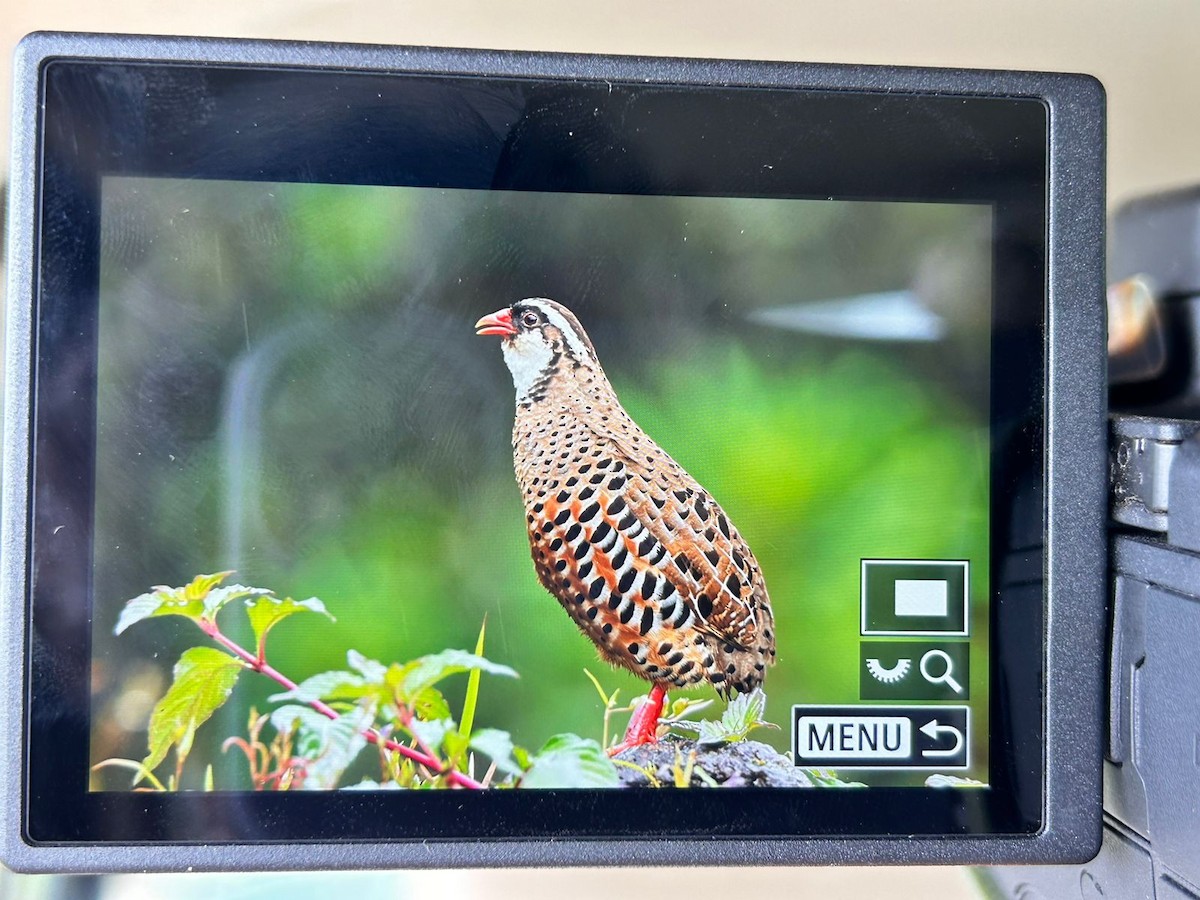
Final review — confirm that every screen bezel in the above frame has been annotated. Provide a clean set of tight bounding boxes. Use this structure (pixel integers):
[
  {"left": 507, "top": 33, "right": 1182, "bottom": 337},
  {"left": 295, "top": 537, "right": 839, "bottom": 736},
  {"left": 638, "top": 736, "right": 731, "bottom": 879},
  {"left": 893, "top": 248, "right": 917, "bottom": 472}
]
[{"left": 1, "top": 32, "right": 1106, "bottom": 869}]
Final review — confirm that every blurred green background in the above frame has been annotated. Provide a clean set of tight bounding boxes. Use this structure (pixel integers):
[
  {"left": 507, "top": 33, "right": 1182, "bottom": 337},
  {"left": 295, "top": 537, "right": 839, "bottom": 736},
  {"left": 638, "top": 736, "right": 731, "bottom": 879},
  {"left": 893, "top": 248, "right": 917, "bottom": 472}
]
[{"left": 89, "top": 178, "right": 991, "bottom": 789}]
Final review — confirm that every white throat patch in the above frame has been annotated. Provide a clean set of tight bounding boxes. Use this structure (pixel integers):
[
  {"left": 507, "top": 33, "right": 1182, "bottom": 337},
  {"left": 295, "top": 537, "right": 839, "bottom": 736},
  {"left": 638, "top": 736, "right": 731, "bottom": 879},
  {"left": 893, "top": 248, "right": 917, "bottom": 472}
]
[{"left": 500, "top": 329, "right": 555, "bottom": 403}]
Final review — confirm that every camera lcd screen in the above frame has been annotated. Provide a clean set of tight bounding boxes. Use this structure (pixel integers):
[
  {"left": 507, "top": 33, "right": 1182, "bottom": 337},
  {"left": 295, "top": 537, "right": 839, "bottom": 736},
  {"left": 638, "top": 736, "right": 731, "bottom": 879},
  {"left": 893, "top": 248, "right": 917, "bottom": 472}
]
[
  {"left": 91, "top": 178, "right": 993, "bottom": 792},
  {"left": 4, "top": 38, "right": 1105, "bottom": 864}
]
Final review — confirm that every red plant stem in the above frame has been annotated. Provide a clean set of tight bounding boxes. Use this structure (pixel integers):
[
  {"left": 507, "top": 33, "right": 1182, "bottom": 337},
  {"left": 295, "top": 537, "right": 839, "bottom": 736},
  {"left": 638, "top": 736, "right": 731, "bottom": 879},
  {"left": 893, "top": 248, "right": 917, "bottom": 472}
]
[
  {"left": 198, "top": 620, "right": 482, "bottom": 790},
  {"left": 395, "top": 707, "right": 443, "bottom": 768}
]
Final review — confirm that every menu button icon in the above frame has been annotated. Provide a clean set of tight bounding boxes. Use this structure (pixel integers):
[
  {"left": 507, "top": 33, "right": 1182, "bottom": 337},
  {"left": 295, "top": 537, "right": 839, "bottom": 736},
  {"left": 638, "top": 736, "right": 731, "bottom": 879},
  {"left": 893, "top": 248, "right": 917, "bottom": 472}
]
[{"left": 792, "top": 705, "right": 970, "bottom": 770}]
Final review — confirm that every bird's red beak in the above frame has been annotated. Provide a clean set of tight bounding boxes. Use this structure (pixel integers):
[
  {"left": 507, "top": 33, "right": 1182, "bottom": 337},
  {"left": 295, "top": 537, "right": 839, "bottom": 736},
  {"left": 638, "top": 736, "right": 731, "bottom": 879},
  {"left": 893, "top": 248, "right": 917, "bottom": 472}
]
[{"left": 475, "top": 308, "right": 518, "bottom": 337}]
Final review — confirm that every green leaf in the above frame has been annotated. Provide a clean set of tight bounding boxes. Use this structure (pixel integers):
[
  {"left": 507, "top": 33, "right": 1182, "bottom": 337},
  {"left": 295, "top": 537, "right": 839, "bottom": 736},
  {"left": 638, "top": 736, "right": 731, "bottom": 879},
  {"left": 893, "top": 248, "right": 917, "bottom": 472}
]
[
  {"left": 205, "top": 584, "right": 274, "bottom": 621},
  {"left": 410, "top": 686, "right": 452, "bottom": 723},
  {"left": 270, "top": 703, "right": 374, "bottom": 790},
  {"left": 114, "top": 572, "right": 265, "bottom": 634},
  {"left": 396, "top": 649, "right": 518, "bottom": 701},
  {"left": 470, "top": 728, "right": 521, "bottom": 776},
  {"left": 696, "top": 689, "right": 775, "bottom": 747},
  {"left": 442, "top": 729, "right": 470, "bottom": 764},
  {"left": 802, "top": 768, "right": 868, "bottom": 788},
  {"left": 268, "top": 670, "right": 371, "bottom": 705},
  {"left": 520, "top": 734, "right": 620, "bottom": 788},
  {"left": 660, "top": 697, "right": 716, "bottom": 739},
  {"left": 269, "top": 703, "right": 322, "bottom": 736},
  {"left": 407, "top": 716, "right": 454, "bottom": 753},
  {"left": 721, "top": 688, "right": 767, "bottom": 735},
  {"left": 272, "top": 657, "right": 393, "bottom": 710},
  {"left": 384, "top": 661, "right": 417, "bottom": 692},
  {"left": 665, "top": 696, "right": 713, "bottom": 721},
  {"left": 512, "top": 745, "right": 532, "bottom": 770},
  {"left": 143, "top": 647, "right": 243, "bottom": 774},
  {"left": 696, "top": 718, "right": 732, "bottom": 747},
  {"left": 182, "top": 571, "right": 237, "bottom": 600},
  {"left": 347, "top": 649, "right": 387, "bottom": 683},
  {"left": 342, "top": 779, "right": 403, "bottom": 791},
  {"left": 115, "top": 587, "right": 198, "bottom": 635},
  {"left": 245, "top": 594, "right": 333, "bottom": 658},
  {"left": 459, "top": 619, "right": 487, "bottom": 742}
]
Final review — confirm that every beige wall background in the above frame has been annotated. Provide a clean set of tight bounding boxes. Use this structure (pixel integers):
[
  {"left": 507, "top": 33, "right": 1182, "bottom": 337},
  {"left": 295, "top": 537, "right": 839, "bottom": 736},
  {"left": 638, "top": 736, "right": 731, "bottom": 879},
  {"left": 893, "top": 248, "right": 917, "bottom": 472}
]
[
  {"left": 3, "top": 1, "right": 1197, "bottom": 896},
  {"left": 4, "top": 0, "right": 1200, "bottom": 207}
]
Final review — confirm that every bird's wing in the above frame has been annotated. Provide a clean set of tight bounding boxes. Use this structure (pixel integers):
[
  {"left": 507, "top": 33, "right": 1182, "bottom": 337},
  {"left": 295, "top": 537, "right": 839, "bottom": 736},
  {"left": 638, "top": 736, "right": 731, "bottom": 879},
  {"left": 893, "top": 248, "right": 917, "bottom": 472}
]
[{"left": 539, "top": 419, "right": 771, "bottom": 653}]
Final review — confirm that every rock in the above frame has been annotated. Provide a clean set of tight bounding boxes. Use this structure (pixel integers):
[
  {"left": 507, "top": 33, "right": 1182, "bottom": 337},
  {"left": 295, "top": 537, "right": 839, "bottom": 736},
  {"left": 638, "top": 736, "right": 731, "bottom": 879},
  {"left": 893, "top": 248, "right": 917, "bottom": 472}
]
[{"left": 612, "top": 736, "right": 815, "bottom": 788}]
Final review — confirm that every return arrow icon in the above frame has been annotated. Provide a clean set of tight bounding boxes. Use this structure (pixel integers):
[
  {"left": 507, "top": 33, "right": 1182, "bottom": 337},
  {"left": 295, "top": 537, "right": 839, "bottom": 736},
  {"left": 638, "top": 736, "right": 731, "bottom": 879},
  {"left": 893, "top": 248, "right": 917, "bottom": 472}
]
[{"left": 919, "top": 719, "right": 964, "bottom": 758}]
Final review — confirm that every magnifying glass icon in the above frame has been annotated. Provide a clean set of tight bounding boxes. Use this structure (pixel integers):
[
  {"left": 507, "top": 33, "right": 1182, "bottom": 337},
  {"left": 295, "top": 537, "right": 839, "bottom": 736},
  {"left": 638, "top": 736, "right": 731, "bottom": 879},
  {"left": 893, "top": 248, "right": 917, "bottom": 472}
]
[{"left": 920, "top": 649, "right": 963, "bottom": 694}]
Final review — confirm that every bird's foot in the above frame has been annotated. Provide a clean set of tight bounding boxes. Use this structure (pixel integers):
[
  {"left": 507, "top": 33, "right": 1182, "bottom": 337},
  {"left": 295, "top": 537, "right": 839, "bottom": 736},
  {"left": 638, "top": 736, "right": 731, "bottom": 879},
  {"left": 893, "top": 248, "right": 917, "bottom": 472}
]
[{"left": 607, "top": 684, "right": 667, "bottom": 757}]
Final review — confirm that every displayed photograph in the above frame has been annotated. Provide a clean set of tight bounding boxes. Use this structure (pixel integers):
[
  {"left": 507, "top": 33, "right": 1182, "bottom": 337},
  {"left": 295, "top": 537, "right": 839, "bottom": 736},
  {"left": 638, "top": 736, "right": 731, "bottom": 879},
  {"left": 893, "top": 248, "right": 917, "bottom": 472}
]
[{"left": 89, "top": 177, "right": 992, "bottom": 792}]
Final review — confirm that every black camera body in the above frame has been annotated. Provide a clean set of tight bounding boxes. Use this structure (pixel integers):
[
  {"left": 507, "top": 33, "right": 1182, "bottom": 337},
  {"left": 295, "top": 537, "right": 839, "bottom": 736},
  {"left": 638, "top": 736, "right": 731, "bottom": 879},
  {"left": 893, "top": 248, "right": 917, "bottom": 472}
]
[
  {"left": 2, "top": 33, "right": 1106, "bottom": 871},
  {"left": 984, "top": 192, "right": 1200, "bottom": 897}
]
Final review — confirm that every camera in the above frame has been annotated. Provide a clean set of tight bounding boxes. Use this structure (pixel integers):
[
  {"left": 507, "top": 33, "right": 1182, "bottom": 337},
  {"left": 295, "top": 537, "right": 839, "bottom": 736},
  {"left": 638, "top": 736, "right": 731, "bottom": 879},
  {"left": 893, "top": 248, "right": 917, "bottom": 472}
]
[
  {"left": 982, "top": 191, "right": 1200, "bottom": 897},
  {"left": 1, "top": 32, "right": 1105, "bottom": 871}
]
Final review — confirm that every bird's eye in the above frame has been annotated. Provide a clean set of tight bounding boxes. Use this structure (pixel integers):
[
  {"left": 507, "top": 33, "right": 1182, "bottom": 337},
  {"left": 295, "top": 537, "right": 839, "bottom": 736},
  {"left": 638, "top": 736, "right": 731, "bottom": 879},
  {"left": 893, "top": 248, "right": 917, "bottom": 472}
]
[{"left": 521, "top": 311, "right": 540, "bottom": 328}]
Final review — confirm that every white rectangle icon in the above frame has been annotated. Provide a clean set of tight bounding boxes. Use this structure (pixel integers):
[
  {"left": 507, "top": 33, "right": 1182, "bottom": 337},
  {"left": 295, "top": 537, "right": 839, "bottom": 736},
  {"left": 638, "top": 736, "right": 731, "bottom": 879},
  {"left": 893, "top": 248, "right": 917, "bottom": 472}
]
[
  {"left": 796, "top": 716, "right": 912, "bottom": 760},
  {"left": 894, "top": 579, "right": 948, "bottom": 617}
]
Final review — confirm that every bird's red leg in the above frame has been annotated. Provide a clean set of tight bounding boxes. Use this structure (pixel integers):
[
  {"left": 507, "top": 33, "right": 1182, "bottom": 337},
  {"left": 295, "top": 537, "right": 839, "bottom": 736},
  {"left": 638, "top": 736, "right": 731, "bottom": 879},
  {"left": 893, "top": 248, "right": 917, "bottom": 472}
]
[{"left": 608, "top": 684, "right": 667, "bottom": 756}]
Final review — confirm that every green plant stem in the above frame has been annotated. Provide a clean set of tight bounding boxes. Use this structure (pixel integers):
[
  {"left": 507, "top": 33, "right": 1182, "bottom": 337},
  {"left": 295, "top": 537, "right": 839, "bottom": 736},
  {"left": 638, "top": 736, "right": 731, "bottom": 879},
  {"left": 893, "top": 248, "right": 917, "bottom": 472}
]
[{"left": 197, "top": 620, "right": 482, "bottom": 789}]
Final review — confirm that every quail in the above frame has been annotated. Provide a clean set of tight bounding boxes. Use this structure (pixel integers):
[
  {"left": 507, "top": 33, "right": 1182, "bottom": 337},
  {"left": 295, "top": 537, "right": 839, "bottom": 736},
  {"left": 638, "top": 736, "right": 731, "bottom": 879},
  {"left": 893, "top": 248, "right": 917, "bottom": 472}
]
[{"left": 476, "top": 298, "right": 776, "bottom": 751}]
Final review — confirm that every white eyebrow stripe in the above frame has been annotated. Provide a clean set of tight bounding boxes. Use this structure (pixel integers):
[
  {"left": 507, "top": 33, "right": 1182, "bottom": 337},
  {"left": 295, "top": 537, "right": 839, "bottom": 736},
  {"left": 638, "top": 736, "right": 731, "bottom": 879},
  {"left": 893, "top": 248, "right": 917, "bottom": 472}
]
[{"left": 524, "top": 298, "right": 593, "bottom": 362}]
